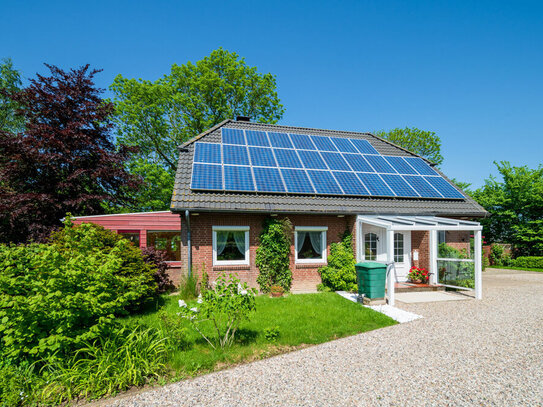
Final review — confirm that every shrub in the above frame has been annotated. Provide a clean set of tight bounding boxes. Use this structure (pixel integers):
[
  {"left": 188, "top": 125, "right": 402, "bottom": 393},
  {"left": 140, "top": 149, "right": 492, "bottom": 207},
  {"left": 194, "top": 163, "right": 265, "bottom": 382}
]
[
  {"left": 256, "top": 218, "right": 293, "bottom": 293},
  {"left": 0, "top": 219, "right": 157, "bottom": 363},
  {"left": 318, "top": 233, "right": 356, "bottom": 292},
  {"left": 142, "top": 246, "right": 174, "bottom": 293},
  {"left": 178, "top": 273, "right": 257, "bottom": 349},
  {"left": 264, "top": 326, "right": 280, "bottom": 343},
  {"left": 511, "top": 256, "right": 543, "bottom": 269}
]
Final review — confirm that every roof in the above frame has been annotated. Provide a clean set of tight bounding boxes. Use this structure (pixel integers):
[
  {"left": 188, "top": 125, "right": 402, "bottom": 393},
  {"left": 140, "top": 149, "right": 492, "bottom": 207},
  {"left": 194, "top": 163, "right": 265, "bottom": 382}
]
[
  {"left": 357, "top": 215, "right": 482, "bottom": 231},
  {"left": 171, "top": 120, "right": 487, "bottom": 217}
]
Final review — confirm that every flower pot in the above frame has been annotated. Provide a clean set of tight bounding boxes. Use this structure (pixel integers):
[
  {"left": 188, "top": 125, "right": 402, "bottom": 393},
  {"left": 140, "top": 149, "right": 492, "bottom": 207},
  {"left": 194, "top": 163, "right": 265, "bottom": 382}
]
[
  {"left": 410, "top": 279, "right": 422, "bottom": 284},
  {"left": 270, "top": 291, "right": 283, "bottom": 297}
]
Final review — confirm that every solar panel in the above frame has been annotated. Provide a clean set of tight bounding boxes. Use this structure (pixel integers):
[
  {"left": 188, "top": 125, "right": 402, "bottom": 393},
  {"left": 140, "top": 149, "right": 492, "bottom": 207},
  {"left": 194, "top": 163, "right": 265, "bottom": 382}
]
[
  {"left": 384, "top": 156, "right": 419, "bottom": 175},
  {"left": 357, "top": 173, "right": 394, "bottom": 196},
  {"left": 404, "top": 157, "right": 438, "bottom": 175},
  {"left": 245, "top": 130, "right": 269, "bottom": 147},
  {"left": 249, "top": 147, "right": 276, "bottom": 167},
  {"left": 364, "top": 155, "right": 397, "bottom": 174},
  {"left": 403, "top": 176, "right": 442, "bottom": 198},
  {"left": 192, "top": 127, "right": 464, "bottom": 200},
  {"left": 268, "top": 132, "right": 293, "bottom": 148},
  {"left": 307, "top": 170, "right": 343, "bottom": 194},
  {"left": 253, "top": 167, "right": 285, "bottom": 192},
  {"left": 193, "top": 143, "right": 221, "bottom": 164},
  {"left": 280, "top": 169, "right": 315, "bottom": 193},
  {"left": 273, "top": 148, "right": 303, "bottom": 168},
  {"left": 221, "top": 128, "right": 245, "bottom": 145},
  {"left": 224, "top": 165, "right": 255, "bottom": 191},
  {"left": 330, "top": 137, "right": 358, "bottom": 153},
  {"left": 333, "top": 171, "right": 369, "bottom": 195},
  {"left": 223, "top": 145, "right": 249, "bottom": 165},
  {"left": 311, "top": 135, "right": 337, "bottom": 151},
  {"left": 424, "top": 176, "right": 464, "bottom": 198},
  {"left": 297, "top": 150, "right": 327, "bottom": 169},
  {"left": 342, "top": 154, "right": 374, "bottom": 172},
  {"left": 289, "top": 133, "right": 316, "bottom": 150},
  {"left": 320, "top": 152, "right": 351, "bottom": 171},
  {"left": 350, "top": 139, "right": 379, "bottom": 155},
  {"left": 380, "top": 174, "right": 419, "bottom": 197},
  {"left": 191, "top": 163, "right": 223, "bottom": 190}
]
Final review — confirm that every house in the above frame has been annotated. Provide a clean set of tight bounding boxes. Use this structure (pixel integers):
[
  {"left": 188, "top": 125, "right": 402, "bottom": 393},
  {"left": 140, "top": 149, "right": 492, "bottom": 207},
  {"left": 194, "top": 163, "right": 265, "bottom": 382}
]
[
  {"left": 71, "top": 211, "right": 183, "bottom": 285},
  {"left": 170, "top": 119, "right": 487, "bottom": 303}
]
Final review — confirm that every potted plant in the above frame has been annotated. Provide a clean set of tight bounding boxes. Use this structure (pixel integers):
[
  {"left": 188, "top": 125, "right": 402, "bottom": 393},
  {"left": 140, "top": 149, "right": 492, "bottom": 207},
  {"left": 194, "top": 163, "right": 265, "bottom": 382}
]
[
  {"left": 407, "top": 267, "right": 429, "bottom": 284},
  {"left": 270, "top": 285, "right": 285, "bottom": 297}
]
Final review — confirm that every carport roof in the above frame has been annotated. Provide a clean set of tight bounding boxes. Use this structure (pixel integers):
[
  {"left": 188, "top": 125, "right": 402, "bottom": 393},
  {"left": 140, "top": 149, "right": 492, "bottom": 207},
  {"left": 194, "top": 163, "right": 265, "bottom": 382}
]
[{"left": 357, "top": 215, "right": 482, "bottom": 231}]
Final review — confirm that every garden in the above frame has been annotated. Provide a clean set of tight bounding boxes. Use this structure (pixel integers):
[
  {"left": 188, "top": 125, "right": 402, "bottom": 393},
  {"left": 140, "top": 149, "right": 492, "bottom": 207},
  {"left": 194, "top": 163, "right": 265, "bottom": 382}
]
[{"left": 0, "top": 218, "right": 395, "bottom": 406}]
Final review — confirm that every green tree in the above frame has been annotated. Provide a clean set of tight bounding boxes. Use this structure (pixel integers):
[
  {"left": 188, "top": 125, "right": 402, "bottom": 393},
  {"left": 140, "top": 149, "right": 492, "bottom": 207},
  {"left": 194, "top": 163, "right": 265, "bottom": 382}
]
[
  {"left": 110, "top": 48, "right": 284, "bottom": 210},
  {"left": 375, "top": 127, "right": 443, "bottom": 165},
  {"left": 472, "top": 161, "right": 543, "bottom": 256},
  {"left": 0, "top": 58, "right": 24, "bottom": 133}
]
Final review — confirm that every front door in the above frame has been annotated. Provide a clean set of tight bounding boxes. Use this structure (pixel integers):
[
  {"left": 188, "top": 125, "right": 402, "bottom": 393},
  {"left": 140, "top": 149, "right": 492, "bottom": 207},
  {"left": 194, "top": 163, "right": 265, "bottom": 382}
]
[
  {"left": 392, "top": 231, "right": 411, "bottom": 282},
  {"left": 362, "top": 224, "right": 386, "bottom": 262}
]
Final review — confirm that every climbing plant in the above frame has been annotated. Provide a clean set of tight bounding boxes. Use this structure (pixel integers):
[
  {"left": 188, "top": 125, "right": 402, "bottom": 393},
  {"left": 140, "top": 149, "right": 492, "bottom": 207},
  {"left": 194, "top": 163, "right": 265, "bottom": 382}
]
[{"left": 256, "top": 218, "right": 293, "bottom": 293}]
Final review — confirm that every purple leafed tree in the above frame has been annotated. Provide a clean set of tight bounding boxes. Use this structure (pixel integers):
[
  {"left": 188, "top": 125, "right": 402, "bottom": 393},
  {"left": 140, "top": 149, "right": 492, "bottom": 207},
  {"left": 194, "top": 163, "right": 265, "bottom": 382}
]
[{"left": 0, "top": 64, "right": 140, "bottom": 243}]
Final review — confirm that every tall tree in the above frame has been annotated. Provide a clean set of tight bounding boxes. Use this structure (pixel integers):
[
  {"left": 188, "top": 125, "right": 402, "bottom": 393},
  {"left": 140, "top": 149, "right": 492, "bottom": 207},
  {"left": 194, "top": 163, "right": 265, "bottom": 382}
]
[
  {"left": 471, "top": 161, "right": 543, "bottom": 256},
  {"left": 110, "top": 48, "right": 284, "bottom": 210},
  {"left": 0, "top": 58, "right": 24, "bottom": 133},
  {"left": 375, "top": 127, "right": 443, "bottom": 165},
  {"left": 0, "top": 64, "right": 139, "bottom": 243}
]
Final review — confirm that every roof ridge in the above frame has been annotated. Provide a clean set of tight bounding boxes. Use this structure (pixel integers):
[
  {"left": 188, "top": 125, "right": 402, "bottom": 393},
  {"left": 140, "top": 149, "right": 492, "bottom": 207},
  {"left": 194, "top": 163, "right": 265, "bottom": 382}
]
[{"left": 179, "top": 119, "right": 233, "bottom": 149}]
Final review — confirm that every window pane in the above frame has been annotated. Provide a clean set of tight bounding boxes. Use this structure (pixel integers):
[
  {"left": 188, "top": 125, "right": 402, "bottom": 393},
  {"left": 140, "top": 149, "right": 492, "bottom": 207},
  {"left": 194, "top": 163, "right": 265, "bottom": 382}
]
[
  {"left": 118, "top": 231, "right": 140, "bottom": 248},
  {"left": 216, "top": 231, "right": 246, "bottom": 261},
  {"left": 365, "top": 232, "right": 377, "bottom": 261},
  {"left": 147, "top": 231, "right": 181, "bottom": 261},
  {"left": 297, "top": 231, "right": 324, "bottom": 260},
  {"left": 394, "top": 233, "right": 404, "bottom": 263}
]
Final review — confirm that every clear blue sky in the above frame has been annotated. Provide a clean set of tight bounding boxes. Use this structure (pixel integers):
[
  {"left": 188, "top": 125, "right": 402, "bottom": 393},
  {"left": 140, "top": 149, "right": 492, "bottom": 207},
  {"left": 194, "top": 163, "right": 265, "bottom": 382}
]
[{"left": 2, "top": 0, "right": 542, "bottom": 188}]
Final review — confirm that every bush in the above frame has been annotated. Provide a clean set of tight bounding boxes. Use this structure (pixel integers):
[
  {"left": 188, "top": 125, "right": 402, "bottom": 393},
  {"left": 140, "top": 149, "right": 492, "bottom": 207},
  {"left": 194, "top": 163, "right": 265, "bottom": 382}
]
[
  {"left": 264, "top": 326, "right": 280, "bottom": 343},
  {"left": 318, "top": 233, "right": 357, "bottom": 292},
  {"left": 489, "top": 244, "right": 512, "bottom": 267},
  {"left": 511, "top": 256, "right": 543, "bottom": 269},
  {"left": 256, "top": 218, "right": 293, "bottom": 293},
  {"left": 0, "top": 219, "right": 157, "bottom": 363},
  {"left": 142, "top": 246, "right": 174, "bottom": 293}
]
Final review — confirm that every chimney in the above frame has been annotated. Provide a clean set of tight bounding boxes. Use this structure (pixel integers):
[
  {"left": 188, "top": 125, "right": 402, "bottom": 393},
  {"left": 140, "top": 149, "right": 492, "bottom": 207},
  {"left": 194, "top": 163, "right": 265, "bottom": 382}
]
[{"left": 236, "top": 115, "right": 251, "bottom": 122}]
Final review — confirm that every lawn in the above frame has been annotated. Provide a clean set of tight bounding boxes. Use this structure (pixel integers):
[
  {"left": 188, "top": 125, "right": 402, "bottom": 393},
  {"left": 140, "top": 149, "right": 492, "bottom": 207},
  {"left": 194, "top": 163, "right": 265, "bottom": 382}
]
[
  {"left": 488, "top": 265, "right": 543, "bottom": 272},
  {"left": 122, "top": 292, "right": 396, "bottom": 379}
]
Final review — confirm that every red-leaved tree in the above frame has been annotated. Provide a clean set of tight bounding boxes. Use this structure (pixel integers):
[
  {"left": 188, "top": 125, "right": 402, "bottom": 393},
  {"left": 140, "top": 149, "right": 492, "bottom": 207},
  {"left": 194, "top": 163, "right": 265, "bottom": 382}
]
[{"left": 0, "top": 64, "right": 140, "bottom": 243}]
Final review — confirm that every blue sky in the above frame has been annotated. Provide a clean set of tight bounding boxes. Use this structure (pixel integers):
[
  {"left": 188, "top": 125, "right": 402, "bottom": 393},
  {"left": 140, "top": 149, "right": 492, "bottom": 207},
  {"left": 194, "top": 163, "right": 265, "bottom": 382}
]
[{"left": 2, "top": 0, "right": 542, "bottom": 188}]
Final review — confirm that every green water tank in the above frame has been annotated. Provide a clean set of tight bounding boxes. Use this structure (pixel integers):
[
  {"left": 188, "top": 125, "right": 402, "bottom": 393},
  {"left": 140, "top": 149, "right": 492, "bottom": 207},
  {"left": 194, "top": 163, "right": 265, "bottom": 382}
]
[{"left": 355, "top": 261, "right": 388, "bottom": 299}]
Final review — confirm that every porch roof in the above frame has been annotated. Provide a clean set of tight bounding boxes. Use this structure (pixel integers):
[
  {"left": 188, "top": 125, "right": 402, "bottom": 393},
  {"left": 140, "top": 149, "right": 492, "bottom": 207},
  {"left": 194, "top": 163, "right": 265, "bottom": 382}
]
[{"left": 356, "top": 215, "right": 482, "bottom": 231}]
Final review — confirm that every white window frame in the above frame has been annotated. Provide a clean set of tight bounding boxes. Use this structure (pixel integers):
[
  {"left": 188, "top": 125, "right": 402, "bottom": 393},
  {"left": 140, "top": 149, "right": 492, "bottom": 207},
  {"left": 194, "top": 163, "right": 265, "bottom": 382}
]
[
  {"left": 212, "top": 226, "right": 250, "bottom": 266},
  {"left": 294, "top": 226, "right": 328, "bottom": 264}
]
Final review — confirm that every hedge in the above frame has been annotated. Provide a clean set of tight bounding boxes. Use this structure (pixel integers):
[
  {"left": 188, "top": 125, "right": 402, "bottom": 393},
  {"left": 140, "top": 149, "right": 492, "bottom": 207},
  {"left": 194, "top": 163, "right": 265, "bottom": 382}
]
[{"left": 511, "top": 256, "right": 543, "bottom": 269}]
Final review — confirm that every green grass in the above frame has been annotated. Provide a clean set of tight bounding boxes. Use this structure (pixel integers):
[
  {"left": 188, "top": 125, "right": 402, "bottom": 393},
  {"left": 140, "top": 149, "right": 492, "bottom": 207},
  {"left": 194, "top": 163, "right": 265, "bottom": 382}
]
[
  {"left": 488, "top": 265, "right": 543, "bottom": 272},
  {"left": 122, "top": 292, "right": 396, "bottom": 378}
]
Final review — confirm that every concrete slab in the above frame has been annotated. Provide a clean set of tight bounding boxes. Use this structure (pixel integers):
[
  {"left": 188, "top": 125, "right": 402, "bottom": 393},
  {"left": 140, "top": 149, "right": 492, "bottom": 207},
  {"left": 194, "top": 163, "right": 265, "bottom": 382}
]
[{"left": 395, "top": 291, "right": 471, "bottom": 303}]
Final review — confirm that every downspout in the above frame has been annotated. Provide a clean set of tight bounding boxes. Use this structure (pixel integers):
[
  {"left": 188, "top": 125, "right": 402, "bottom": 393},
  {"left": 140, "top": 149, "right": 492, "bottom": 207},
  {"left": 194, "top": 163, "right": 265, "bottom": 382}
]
[{"left": 185, "top": 210, "right": 192, "bottom": 278}]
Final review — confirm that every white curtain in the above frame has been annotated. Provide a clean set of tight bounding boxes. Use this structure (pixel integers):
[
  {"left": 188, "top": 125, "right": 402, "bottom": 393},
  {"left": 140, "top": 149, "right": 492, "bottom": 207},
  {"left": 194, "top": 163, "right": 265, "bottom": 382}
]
[
  {"left": 232, "top": 231, "right": 246, "bottom": 255},
  {"left": 297, "top": 231, "right": 307, "bottom": 252},
  {"left": 216, "top": 231, "right": 228, "bottom": 255},
  {"left": 309, "top": 231, "right": 323, "bottom": 255}
]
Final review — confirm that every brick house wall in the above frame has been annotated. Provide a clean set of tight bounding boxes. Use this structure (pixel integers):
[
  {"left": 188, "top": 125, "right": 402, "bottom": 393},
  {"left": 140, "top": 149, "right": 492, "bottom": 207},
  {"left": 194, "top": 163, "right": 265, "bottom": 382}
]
[{"left": 179, "top": 212, "right": 356, "bottom": 292}]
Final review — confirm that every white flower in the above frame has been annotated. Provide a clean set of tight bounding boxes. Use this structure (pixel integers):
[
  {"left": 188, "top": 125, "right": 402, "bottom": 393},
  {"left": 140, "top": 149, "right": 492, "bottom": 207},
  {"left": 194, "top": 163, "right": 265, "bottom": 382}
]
[
  {"left": 197, "top": 294, "right": 203, "bottom": 303},
  {"left": 178, "top": 299, "right": 187, "bottom": 308},
  {"left": 190, "top": 307, "right": 199, "bottom": 313},
  {"left": 240, "top": 289, "right": 248, "bottom": 295}
]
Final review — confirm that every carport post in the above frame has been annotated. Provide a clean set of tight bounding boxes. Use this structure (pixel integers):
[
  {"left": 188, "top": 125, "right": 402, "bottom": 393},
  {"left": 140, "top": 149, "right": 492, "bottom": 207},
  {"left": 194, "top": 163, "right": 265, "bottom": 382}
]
[
  {"left": 474, "top": 229, "right": 482, "bottom": 299},
  {"left": 429, "top": 230, "right": 438, "bottom": 285},
  {"left": 386, "top": 228, "right": 395, "bottom": 306}
]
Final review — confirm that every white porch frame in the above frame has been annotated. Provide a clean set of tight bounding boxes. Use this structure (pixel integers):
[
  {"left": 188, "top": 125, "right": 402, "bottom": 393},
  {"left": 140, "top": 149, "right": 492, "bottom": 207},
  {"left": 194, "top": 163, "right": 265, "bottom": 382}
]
[{"left": 357, "top": 215, "right": 483, "bottom": 306}]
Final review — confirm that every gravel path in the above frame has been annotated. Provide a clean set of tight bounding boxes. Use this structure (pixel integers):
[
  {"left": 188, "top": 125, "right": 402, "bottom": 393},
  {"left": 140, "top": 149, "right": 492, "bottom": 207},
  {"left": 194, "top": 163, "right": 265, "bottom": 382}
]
[{"left": 105, "top": 270, "right": 543, "bottom": 406}]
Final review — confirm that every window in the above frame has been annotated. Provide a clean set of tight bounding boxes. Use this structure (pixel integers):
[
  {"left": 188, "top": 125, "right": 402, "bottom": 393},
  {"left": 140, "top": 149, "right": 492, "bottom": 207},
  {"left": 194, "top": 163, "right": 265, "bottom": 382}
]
[
  {"left": 394, "top": 232, "right": 404, "bottom": 263},
  {"left": 438, "top": 231, "right": 446, "bottom": 244},
  {"left": 118, "top": 230, "right": 140, "bottom": 248},
  {"left": 295, "top": 227, "right": 327, "bottom": 263},
  {"left": 213, "top": 227, "right": 249, "bottom": 265},
  {"left": 364, "top": 232, "right": 378, "bottom": 261},
  {"left": 147, "top": 231, "right": 181, "bottom": 261}
]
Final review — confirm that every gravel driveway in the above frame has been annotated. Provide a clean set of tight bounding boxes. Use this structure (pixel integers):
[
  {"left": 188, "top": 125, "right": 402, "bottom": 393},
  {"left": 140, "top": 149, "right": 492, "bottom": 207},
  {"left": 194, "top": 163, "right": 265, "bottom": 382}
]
[{"left": 105, "top": 270, "right": 543, "bottom": 406}]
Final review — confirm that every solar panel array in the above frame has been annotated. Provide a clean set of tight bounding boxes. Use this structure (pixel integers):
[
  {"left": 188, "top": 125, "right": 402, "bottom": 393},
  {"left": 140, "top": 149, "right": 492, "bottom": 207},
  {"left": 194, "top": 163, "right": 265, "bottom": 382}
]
[{"left": 190, "top": 128, "right": 464, "bottom": 199}]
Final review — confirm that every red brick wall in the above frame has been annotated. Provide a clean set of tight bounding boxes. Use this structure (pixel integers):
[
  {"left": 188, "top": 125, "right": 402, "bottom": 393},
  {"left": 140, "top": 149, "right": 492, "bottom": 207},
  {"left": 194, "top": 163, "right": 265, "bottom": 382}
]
[
  {"left": 178, "top": 212, "right": 355, "bottom": 292},
  {"left": 445, "top": 231, "right": 471, "bottom": 255},
  {"left": 411, "top": 231, "right": 430, "bottom": 270}
]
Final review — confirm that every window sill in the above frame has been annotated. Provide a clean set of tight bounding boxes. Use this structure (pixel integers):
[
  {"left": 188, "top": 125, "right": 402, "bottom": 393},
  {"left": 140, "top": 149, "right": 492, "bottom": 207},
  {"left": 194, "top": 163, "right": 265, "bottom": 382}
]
[
  {"left": 212, "top": 265, "right": 251, "bottom": 271},
  {"left": 295, "top": 263, "right": 327, "bottom": 269}
]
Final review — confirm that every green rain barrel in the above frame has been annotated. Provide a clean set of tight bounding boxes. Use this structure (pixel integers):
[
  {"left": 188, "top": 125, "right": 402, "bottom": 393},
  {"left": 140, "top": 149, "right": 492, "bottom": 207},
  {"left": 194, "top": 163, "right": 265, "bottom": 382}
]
[{"left": 355, "top": 261, "right": 387, "bottom": 299}]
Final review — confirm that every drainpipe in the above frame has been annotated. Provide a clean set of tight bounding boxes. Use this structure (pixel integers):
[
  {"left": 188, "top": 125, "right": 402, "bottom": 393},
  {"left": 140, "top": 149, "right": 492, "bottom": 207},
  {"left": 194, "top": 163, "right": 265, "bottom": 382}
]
[{"left": 185, "top": 210, "right": 192, "bottom": 278}]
